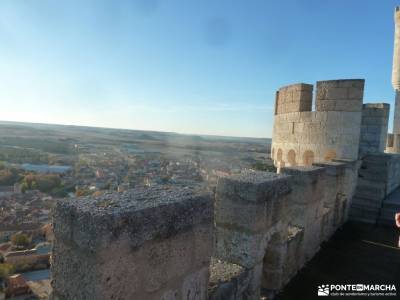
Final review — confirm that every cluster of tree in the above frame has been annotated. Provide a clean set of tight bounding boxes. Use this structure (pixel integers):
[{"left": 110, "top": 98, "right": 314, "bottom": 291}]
[
  {"left": 20, "top": 174, "right": 67, "bottom": 197},
  {"left": 0, "top": 167, "right": 21, "bottom": 186},
  {"left": 11, "top": 233, "right": 31, "bottom": 249},
  {"left": 251, "top": 162, "right": 277, "bottom": 173},
  {"left": 0, "top": 234, "right": 32, "bottom": 282},
  {"left": 0, "top": 263, "right": 14, "bottom": 280}
]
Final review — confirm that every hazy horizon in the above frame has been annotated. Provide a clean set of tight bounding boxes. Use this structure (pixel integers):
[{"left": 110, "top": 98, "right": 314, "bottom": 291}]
[
  {"left": 0, "top": 0, "right": 399, "bottom": 137},
  {"left": 0, "top": 119, "right": 271, "bottom": 140}
]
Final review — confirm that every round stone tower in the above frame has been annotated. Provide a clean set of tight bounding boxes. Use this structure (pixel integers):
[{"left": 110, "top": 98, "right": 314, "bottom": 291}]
[{"left": 271, "top": 79, "right": 364, "bottom": 169}]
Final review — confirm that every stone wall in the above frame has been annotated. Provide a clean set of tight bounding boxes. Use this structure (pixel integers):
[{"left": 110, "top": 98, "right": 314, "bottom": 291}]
[
  {"left": 387, "top": 133, "right": 394, "bottom": 149},
  {"left": 274, "top": 83, "right": 313, "bottom": 115},
  {"left": 213, "top": 163, "right": 358, "bottom": 299},
  {"left": 359, "top": 103, "right": 390, "bottom": 157},
  {"left": 315, "top": 80, "right": 364, "bottom": 112},
  {"left": 386, "top": 133, "right": 400, "bottom": 153},
  {"left": 51, "top": 162, "right": 359, "bottom": 300},
  {"left": 51, "top": 186, "right": 214, "bottom": 300},
  {"left": 213, "top": 171, "right": 291, "bottom": 299},
  {"left": 208, "top": 258, "right": 254, "bottom": 300},
  {"left": 271, "top": 79, "right": 364, "bottom": 169},
  {"left": 350, "top": 153, "right": 400, "bottom": 223}
]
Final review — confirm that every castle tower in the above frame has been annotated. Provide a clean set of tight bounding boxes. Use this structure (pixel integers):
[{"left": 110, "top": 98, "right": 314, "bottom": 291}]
[
  {"left": 271, "top": 79, "right": 364, "bottom": 169},
  {"left": 392, "top": 7, "right": 400, "bottom": 134}
]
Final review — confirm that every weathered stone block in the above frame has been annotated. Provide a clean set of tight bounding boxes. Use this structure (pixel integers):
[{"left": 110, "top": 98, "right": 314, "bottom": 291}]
[
  {"left": 348, "top": 87, "right": 364, "bottom": 99},
  {"left": 208, "top": 258, "right": 261, "bottom": 300},
  {"left": 51, "top": 186, "right": 213, "bottom": 300},
  {"left": 214, "top": 171, "right": 291, "bottom": 267},
  {"left": 334, "top": 100, "right": 362, "bottom": 112},
  {"left": 316, "top": 79, "right": 364, "bottom": 112},
  {"left": 284, "top": 226, "right": 304, "bottom": 276},
  {"left": 313, "top": 161, "right": 346, "bottom": 176},
  {"left": 325, "top": 87, "right": 348, "bottom": 100},
  {"left": 276, "top": 83, "right": 314, "bottom": 114},
  {"left": 262, "top": 269, "right": 284, "bottom": 290},
  {"left": 281, "top": 166, "right": 325, "bottom": 211},
  {"left": 298, "top": 99, "right": 312, "bottom": 112},
  {"left": 316, "top": 100, "right": 336, "bottom": 111}
]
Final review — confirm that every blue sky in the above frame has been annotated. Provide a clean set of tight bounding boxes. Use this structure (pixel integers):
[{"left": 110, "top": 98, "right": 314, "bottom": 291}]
[{"left": 0, "top": 0, "right": 398, "bottom": 138}]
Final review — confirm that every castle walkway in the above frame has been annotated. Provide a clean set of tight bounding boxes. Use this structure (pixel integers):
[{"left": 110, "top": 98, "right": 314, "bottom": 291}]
[{"left": 273, "top": 222, "right": 400, "bottom": 299}]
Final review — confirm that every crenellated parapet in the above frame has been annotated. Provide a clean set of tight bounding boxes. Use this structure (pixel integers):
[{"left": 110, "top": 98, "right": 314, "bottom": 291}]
[
  {"left": 315, "top": 79, "right": 364, "bottom": 112},
  {"left": 212, "top": 164, "right": 358, "bottom": 298},
  {"left": 51, "top": 186, "right": 214, "bottom": 300},
  {"left": 271, "top": 79, "right": 364, "bottom": 169},
  {"left": 50, "top": 161, "right": 359, "bottom": 300},
  {"left": 275, "top": 83, "right": 313, "bottom": 115},
  {"left": 359, "top": 103, "right": 390, "bottom": 157}
]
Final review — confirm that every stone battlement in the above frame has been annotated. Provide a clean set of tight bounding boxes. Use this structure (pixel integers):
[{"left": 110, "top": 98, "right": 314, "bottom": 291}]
[
  {"left": 360, "top": 103, "right": 390, "bottom": 157},
  {"left": 272, "top": 79, "right": 365, "bottom": 168},
  {"left": 275, "top": 83, "right": 313, "bottom": 115},
  {"left": 49, "top": 78, "right": 394, "bottom": 300},
  {"left": 51, "top": 186, "right": 214, "bottom": 300},
  {"left": 51, "top": 163, "right": 359, "bottom": 300}
]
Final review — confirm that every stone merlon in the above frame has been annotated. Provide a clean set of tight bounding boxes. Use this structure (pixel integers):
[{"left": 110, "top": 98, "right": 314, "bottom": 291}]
[
  {"left": 53, "top": 186, "right": 213, "bottom": 251},
  {"left": 272, "top": 78, "right": 365, "bottom": 168},
  {"left": 51, "top": 186, "right": 214, "bottom": 300}
]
